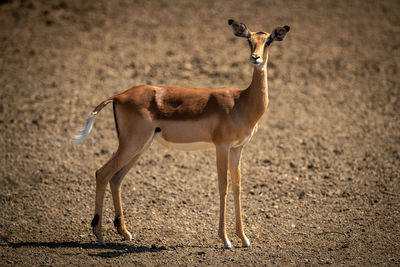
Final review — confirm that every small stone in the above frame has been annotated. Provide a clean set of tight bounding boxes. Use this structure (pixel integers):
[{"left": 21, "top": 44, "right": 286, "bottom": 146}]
[
  {"left": 183, "top": 62, "right": 192, "bottom": 70},
  {"left": 53, "top": 138, "right": 61, "bottom": 146},
  {"left": 333, "top": 149, "right": 341, "bottom": 155},
  {"left": 263, "top": 159, "right": 271, "bottom": 164}
]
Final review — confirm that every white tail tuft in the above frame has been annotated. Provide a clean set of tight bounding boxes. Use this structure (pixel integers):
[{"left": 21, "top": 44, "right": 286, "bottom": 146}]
[{"left": 72, "top": 112, "right": 97, "bottom": 144}]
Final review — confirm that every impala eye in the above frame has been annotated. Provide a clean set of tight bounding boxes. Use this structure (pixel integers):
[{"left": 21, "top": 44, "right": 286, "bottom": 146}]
[
  {"left": 265, "top": 38, "right": 272, "bottom": 46},
  {"left": 247, "top": 39, "right": 252, "bottom": 47}
]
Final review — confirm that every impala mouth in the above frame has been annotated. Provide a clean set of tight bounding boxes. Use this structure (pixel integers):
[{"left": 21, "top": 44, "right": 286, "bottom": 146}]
[{"left": 251, "top": 58, "right": 263, "bottom": 65}]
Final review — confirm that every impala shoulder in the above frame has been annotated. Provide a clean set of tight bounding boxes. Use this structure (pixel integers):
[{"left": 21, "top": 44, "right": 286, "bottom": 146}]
[{"left": 213, "top": 87, "right": 243, "bottom": 99}]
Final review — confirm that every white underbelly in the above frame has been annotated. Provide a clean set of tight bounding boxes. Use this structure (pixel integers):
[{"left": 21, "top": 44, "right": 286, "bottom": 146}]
[{"left": 155, "top": 134, "right": 214, "bottom": 151}]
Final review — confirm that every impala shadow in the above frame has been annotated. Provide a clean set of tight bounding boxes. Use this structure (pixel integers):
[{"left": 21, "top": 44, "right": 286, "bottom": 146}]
[
  {"left": 3, "top": 241, "right": 218, "bottom": 258},
  {"left": 3, "top": 241, "right": 167, "bottom": 258}
]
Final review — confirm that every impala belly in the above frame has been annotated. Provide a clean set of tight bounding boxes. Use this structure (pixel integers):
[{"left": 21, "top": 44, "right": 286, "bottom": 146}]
[
  {"left": 154, "top": 123, "right": 258, "bottom": 151},
  {"left": 155, "top": 133, "right": 214, "bottom": 151}
]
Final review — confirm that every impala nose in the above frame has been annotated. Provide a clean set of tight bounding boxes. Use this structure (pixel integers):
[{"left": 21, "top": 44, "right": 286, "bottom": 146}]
[{"left": 251, "top": 55, "right": 262, "bottom": 64}]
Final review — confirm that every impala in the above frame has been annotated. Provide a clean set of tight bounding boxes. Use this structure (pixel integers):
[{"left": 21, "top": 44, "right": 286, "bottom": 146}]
[{"left": 73, "top": 19, "right": 290, "bottom": 249}]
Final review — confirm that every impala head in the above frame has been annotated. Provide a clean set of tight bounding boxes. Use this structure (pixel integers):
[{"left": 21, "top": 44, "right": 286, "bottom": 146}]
[{"left": 228, "top": 19, "right": 290, "bottom": 68}]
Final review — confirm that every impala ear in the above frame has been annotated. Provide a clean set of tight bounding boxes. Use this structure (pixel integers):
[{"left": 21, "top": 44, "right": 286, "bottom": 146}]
[
  {"left": 228, "top": 19, "right": 251, "bottom": 38},
  {"left": 271, "top": 25, "right": 290, "bottom": 41}
]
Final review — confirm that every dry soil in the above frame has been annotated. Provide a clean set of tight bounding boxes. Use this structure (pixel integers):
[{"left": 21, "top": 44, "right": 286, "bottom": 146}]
[{"left": 0, "top": 0, "right": 399, "bottom": 266}]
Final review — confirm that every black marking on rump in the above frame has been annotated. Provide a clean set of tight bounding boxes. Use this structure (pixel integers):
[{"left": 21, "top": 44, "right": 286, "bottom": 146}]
[
  {"left": 155, "top": 127, "right": 161, "bottom": 133},
  {"left": 91, "top": 214, "right": 99, "bottom": 227},
  {"left": 113, "top": 101, "right": 120, "bottom": 137},
  {"left": 114, "top": 216, "right": 121, "bottom": 228}
]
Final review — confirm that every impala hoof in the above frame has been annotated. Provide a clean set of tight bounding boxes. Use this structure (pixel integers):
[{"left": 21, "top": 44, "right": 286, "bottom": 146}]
[
  {"left": 97, "top": 236, "right": 106, "bottom": 246},
  {"left": 242, "top": 236, "right": 250, "bottom": 248},
  {"left": 224, "top": 239, "right": 233, "bottom": 249},
  {"left": 122, "top": 231, "right": 132, "bottom": 241}
]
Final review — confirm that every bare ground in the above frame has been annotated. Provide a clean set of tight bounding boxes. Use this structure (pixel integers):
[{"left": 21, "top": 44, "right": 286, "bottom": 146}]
[{"left": 0, "top": 0, "right": 399, "bottom": 266}]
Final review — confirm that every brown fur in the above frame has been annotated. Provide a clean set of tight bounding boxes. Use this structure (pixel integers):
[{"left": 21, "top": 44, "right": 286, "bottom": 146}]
[{"left": 110, "top": 83, "right": 262, "bottom": 145}]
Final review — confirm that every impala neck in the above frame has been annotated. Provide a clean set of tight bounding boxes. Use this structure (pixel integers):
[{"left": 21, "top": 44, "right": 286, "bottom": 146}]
[{"left": 245, "top": 61, "right": 269, "bottom": 123}]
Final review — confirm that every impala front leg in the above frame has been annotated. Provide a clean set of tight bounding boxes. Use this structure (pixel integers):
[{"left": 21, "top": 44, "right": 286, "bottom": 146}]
[
  {"left": 216, "top": 145, "right": 232, "bottom": 249},
  {"left": 229, "top": 146, "right": 250, "bottom": 247}
]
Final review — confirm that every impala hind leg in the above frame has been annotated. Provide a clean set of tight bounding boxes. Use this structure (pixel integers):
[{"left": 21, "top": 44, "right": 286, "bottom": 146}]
[
  {"left": 109, "top": 156, "right": 139, "bottom": 241},
  {"left": 92, "top": 153, "right": 123, "bottom": 245},
  {"left": 229, "top": 146, "right": 250, "bottom": 248},
  {"left": 92, "top": 128, "right": 155, "bottom": 245},
  {"left": 216, "top": 145, "right": 232, "bottom": 249}
]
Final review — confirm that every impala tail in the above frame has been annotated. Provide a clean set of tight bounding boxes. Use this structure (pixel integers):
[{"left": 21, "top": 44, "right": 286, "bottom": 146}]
[{"left": 72, "top": 98, "right": 113, "bottom": 144}]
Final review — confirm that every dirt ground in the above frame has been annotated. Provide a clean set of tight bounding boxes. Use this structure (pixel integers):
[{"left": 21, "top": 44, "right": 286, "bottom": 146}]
[{"left": 0, "top": 0, "right": 399, "bottom": 266}]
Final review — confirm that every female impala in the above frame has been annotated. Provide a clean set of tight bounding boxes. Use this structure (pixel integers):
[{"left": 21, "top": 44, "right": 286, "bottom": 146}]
[{"left": 73, "top": 19, "right": 290, "bottom": 249}]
